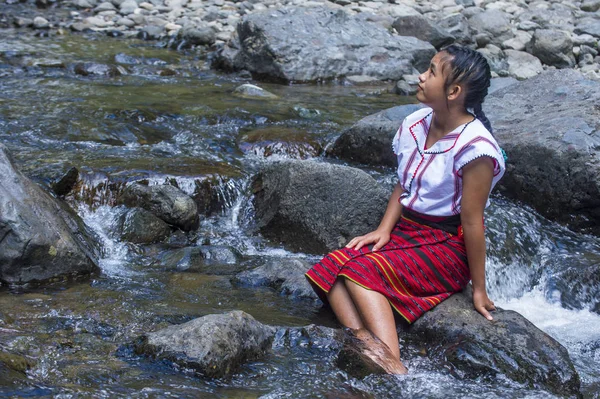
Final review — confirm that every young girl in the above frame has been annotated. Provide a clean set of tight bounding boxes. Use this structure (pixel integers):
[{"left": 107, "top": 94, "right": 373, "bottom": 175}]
[{"left": 305, "top": 45, "right": 505, "bottom": 373}]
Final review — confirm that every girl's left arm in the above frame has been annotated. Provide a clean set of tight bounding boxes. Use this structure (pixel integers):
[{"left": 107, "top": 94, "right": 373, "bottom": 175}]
[{"left": 460, "top": 157, "right": 496, "bottom": 321}]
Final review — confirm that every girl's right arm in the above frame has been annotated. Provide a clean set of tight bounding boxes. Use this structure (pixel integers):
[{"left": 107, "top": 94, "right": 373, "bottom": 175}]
[{"left": 345, "top": 182, "right": 404, "bottom": 251}]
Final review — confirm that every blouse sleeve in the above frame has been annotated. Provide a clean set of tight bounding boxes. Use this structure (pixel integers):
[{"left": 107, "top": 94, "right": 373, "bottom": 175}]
[
  {"left": 391, "top": 123, "right": 403, "bottom": 156},
  {"left": 454, "top": 138, "right": 505, "bottom": 178}
]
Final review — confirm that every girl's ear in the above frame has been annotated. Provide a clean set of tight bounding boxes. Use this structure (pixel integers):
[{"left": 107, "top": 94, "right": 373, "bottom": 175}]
[{"left": 446, "top": 84, "right": 463, "bottom": 101}]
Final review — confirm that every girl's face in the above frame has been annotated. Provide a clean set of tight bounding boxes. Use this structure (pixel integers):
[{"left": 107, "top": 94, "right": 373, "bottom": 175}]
[{"left": 416, "top": 52, "right": 452, "bottom": 108}]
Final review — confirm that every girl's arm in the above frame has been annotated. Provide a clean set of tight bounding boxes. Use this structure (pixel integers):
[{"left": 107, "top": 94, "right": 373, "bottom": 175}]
[
  {"left": 345, "top": 182, "right": 404, "bottom": 251},
  {"left": 460, "top": 157, "right": 496, "bottom": 321}
]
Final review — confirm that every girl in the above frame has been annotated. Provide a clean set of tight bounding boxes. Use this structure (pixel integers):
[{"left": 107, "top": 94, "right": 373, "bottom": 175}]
[{"left": 305, "top": 45, "right": 506, "bottom": 373}]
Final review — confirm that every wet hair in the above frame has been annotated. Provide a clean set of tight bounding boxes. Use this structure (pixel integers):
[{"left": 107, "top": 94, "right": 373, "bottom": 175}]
[{"left": 440, "top": 45, "right": 493, "bottom": 133}]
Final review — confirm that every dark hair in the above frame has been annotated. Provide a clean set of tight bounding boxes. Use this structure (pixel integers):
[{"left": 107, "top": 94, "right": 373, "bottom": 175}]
[{"left": 440, "top": 45, "right": 493, "bottom": 133}]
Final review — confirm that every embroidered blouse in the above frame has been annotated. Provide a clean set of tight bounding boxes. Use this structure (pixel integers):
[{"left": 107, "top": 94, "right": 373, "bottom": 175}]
[{"left": 391, "top": 107, "right": 505, "bottom": 216}]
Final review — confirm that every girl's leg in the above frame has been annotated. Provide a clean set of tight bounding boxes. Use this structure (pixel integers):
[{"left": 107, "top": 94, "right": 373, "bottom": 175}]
[
  {"left": 343, "top": 279, "right": 400, "bottom": 360},
  {"left": 326, "top": 277, "right": 364, "bottom": 330}
]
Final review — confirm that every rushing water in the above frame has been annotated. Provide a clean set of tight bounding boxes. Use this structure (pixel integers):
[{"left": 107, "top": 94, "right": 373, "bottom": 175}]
[{"left": 1, "top": 30, "right": 599, "bottom": 399}]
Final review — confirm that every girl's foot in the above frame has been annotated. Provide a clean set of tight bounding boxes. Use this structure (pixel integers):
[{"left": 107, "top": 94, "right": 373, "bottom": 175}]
[{"left": 351, "top": 328, "right": 408, "bottom": 375}]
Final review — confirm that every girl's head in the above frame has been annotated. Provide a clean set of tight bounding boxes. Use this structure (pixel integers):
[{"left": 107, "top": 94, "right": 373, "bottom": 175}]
[{"left": 417, "top": 45, "right": 493, "bottom": 132}]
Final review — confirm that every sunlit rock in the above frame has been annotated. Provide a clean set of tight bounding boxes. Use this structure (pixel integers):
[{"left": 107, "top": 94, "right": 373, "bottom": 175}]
[{"left": 233, "top": 83, "right": 278, "bottom": 99}]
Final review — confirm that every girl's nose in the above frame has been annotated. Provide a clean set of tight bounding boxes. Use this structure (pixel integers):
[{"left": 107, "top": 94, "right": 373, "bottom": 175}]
[{"left": 418, "top": 72, "right": 426, "bottom": 83}]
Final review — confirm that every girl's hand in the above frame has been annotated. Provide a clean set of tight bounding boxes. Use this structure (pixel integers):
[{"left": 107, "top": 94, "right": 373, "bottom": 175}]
[
  {"left": 345, "top": 229, "right": 390, "bottom": 252},
  {"left": 473, "top": 288, "right": 496, "bottom": 321}
]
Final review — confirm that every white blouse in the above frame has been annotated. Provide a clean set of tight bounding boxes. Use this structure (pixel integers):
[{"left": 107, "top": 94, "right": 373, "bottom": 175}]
[{"left": 392, "top": 107, "right": 505, "bottom": 216}]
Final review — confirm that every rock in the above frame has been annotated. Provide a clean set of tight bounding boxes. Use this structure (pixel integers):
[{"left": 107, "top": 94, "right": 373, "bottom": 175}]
[
  {"left": 392, "top": 14, "right": 455, "bottom": 49},
  {"left": 32, "top": 16, "right": 49, "bottom": 29},
  {"left": 488, "top": 76, "right": 517, "bottom": 94},
  {"left": 215, "top": 7, "right": 435, "bottom": 83},
  {"left": 83, "top": 16, "right": 114, "bottom": 28},
  {"left": 119, "top": 207, "right": 171, "bottom": 244},
  {"left": 116, "top": 17, "right": 135, "bottom": 27},
  {"left": 574, "top": 17, "right": 600, "bottom": 39},
  {"left": 548, "top": 258, "right": 600, "bottom": 314},
  {"left": 119, "top": 0, "right": 138, "bottom": 14},
  {"left": 484, "top": 69, "right": 600, "bottom": 234},
  {"left": 250, "top": 160, "right": 389, "bottom": 254},
  {"left": 233, "top": 257, "right": 318, "bottom": 299},
  {"left": 478, "top": 44, "right": 509, "bottom": 77},
  {"left": 14, "top": 17, "right": 33, "bottom": 28},
  {"left": 177, "top": 24, "right": 216, "bottom": 46},
  {"left": 326, "top": 103, "right": 425, "bottom": 167},
  {"left": 436, "top": 12, "right": 471, "bottom": 45},
  {"left": 394, "top": 79, "right": 416, "bottom": 95},
  {"left": 138, "top": 25, "right": 165, "bottom": 40},
  {"left": 153, "top": 245, "right": 242, "bottom": 274},
  {"left": 581, "top": 0, "right": 600, "bottom": 12},
  {"left": 407, "top": 286, "right": 581, "bottom": 397},
  {"left": 345, "top": 75, "right": 384, "bottom": 85},
  {"left": 233, "top": 83, "right": 277, "bottom": 99},
  {"left": 501, "top": 29, "right": 531, "bottom": 51},
  {"left": 94, "top": 1, "right": 116, "bottom": 12},
  {"left": 516, "top": 7, "right": 575, "bottom": 31},
  {"left": 528, "top": 29, "right": 575, "bottom": 68},
  {"left": 191, "top": 175, "right": 240, "bottom": 216},
  {"left": 504, "top": 49, "right": 543, "bottom": 80},
  {"left": 117, "top": 183, "right": 199, "bottom": 231},
  {"left": 0, "top": 144, "right": 100, "bottom": 285},
  {"left": 135, "top": 310, "right": 275, "bottom": 378},
  {"left": 238, "top": 125, "right": 323, "bottom": 159},
  {"left": 73, "top": 62, "right": 122, "bottom": 77},
  {"left": 51, "top": 167, "right": 79, "bottom": 197},
  {"left": 468, "top": 9, "right": 513, "bottom": 47}
]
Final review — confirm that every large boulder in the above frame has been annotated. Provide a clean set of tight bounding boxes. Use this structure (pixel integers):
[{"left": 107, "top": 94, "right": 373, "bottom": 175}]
[
  {"left": 0, "top": 144, "right": 100, "bottom": 285},
  {"left": 117, "top": 183, "right": 199, "bottom": 231},
  {"left": 250, "top": 160, "right": 389, "bottom": 254},
  {"left": 407, "top": 286, "right": 581, "bottom": 397},
  {"left": 468, "top": 10, "right": 514, "bottom": 47},
  {"left": 214, "top": 7, "right": 436, "bottom": 83},
  {"left": 135, "top": 310, "right": 275, "bottom": 378},
  {"left": 326, "top": 104, "right": 425, "bottom": 167},
  {"left": 528, "top": 29, "right": 575, "bottom": 68},
  {"left": 484, "top": 69, "right": 600, "bottom": 234},
  {"left": 392, "top": 14, "right": 455, "bottom": 49}
]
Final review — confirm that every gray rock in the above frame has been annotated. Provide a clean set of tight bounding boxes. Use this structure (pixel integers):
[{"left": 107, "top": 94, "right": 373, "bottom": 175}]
[
  {"left": 215, "top": 7, "right": 436, "bottom": 83},
  {"left": 392, "top": 14, "right": 455, "bottom": 49},
  {"left": 15, "top": 17, "right": 33, "bottom": 27},
  {"left": 73, "top": 0, "right": 96, "bottom": 8},
  {"left": 478, "top": 44, "right": 509, "bottom": 77},
  {"left": 234, "top": 258, "right": 318, "bottom": 299},
  {"left": 32, "top": 16, "right": 49, "bottom": 29},
  {"left": 394, "top": 79, "right": 416, "bottom": 95},
  {"left": 501, "top": 29, "right": 531, "bottom": 51},
  {"left": 116, "top": 17, "right": 135, "bottom": 27},
  {"left": 154, "top": 245, "right": 242, "bottom": 274},
  {"left": 250, "top": 160, "right": 389, "bottom": 254},
  {"left": 504, "top": 49, "right": 543, "bottom": 80},
  {"left": 119, "top": 0, "right": 138, "bottom": 14},
  {"left": 119, "top": 207, "right": 171, "bottom": 244},
  {"left": 484, "top": 69, "right": 600, "bottom": 234},
  {"left": 177, "top": 24, "right": 216, "bottom": 46},
  {"left": 139, "top": 25, "right": 165, "bottom": 40},
  {"left": 135, "top": 311, "right": 275, "bottom": 378},
  {"left": 94, "top": 1, "right": 116, "bottom": 12},
  {"left": 118, "top": 183, "right": 199, "bottom": 231},
  {"left": 408, "top": 286, "right": 581, "bottom": 397},
  {"left": 233, "top": 83, "right": 277, "bottom": 99},
  {"left": 73, "top": 62, "right": 122, "bottom": 77},
  {"left": 528, "top": 29, "right": 575, "bottom": 68},
  {"left": 575, "top": 17, "right": 600, "bottom": 38},
  {"left": 0, "top": 144, "right": 100, "bottom": 285},
  {"left": 548, "top": 258, "right": 600, "bottom": 314},
  {"left": 326, "top": 103, "right": 425, "bottom": 167},
  {"left": 581, "top": 0, "right": 600, "bottom": 12},
  {"left": 436, "top": 12, "right": 471, "bottom": 45},
  {"left": 516, "top": 7, "right": 575, "bottom": 31},
  {"left": 488, "top": 77, "right": 518, "bottom": 94},
  {"left": 468, "top": 9, "right": 513, "bottom": 47}
]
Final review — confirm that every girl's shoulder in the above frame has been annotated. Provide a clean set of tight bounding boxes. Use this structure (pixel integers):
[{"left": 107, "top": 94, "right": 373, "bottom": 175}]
[
  {"left": 455, "top": 118, "right": 501, "bottom": 151},
  {"left": 402, "top": 106, "right": 433, "bottom": 127}
]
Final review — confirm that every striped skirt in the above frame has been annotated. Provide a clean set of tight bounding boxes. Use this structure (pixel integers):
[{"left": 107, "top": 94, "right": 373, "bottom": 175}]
[{"left": 305, "top": 210, "right": 470, "bottom": 324}]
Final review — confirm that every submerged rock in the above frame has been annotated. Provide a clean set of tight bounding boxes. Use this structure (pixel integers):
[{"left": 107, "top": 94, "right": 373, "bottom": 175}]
[
  {"left": 118, "top": 183, "right": 199, "bottom": 231},
  {"left": 215, "top": 6, "right": 435, "bottom": 83},
  {"left": 73, "top": 62, "right": 124, "bottom": 77},
  {"left": 153, "top": 245, "right": 242, "bottom": 274},
  {"left": 238, "top": 126, "right": 323, "bottom": 159},
  {"left": 0, "top": 144, "right": 100, "bottom": 285},
  {"left": 407, "top": 286, "right": 581, "bottom": 397},
  {"left": 135, "top": 310, "right": 275, "bottom": 378},
  {"left": 250, "top": 159, "right": 388, "bottom": 254}
]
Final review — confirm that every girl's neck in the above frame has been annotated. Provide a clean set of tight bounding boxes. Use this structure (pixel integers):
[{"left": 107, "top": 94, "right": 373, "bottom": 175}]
[{"left": 429, "top": 106, "right": 473, "bottom": 136}]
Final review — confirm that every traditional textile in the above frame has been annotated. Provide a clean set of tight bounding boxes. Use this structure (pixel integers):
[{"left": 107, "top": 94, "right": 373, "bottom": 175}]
[
  {"left": 392, "top": 107, "right": 505, "bottom": 216},
  {"left": 305, "top": 209, "right": 469, "bottom": 324}
]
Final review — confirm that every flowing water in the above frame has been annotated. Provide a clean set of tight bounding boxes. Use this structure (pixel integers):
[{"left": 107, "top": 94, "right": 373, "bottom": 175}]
[{"left": 1, "top": 30, "right": 599, "bottom": 399}]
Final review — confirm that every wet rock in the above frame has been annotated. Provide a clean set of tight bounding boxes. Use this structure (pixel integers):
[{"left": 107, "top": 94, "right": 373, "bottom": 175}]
[
  {"left": 250, "top": 159, "right": 388, "bottom": 254},
  {"left": 51, "top": 166, "right": 79, "bottom": 197},
  {"left": 233, "top": 83, "right": 277, "bottom": 99},
  {"left": 408, "top": 286, "right": 581, "bottom": 397},
  {"left": 215, "top": 7, "right": 435, "bottom": 83},
  {"left": 177, "top": 24, "right": 216, "bottom": 46},
  {"left": 233, "top": 257, "right": 318, "bottom": 299},
  {"left": 528, "top": 29, "right": 575, "bottom": 68},
  {"left": 548, "top": 257, "right": 600, "bottom": 315},
  {"left": 118, "top": 183, "right": 199, "bottom": 231},
  {"left": 135, "top": 310, "right": 275, "bottom": 378},
  {"left": 326, "top": 103, "right": 425, "bottom": 167},
  {"left": 192, "top": 175, "right": 239, "bottom": 216},
  {"left": 504, "top": 49, "right": 543, "bottom": 80},
  {"left": 484, "top": 69, "right": 600, "bottom": 234},
  {"left": 0, "top": 144, "right": 100, "bottom": 285},
  {"left": 153, "top": 245, "right": 242, "bottom": 274},
  {"left": 392, "top": 14, "right": 455, "bottom": 49},
  {"left": 0, "top": 350, "right": 34, "bottom": 386},
  {"left": 468, "top": 10, "right": 513, "bottom": 47},
  {"left": 238, "top": 126, "right": 322, "bottom": 159},
  {"left": 119, "top": 207, "right": 171, "bottom": 244},
  {"left": 73, "top": 62, "right": 123, "bottom": 77}
]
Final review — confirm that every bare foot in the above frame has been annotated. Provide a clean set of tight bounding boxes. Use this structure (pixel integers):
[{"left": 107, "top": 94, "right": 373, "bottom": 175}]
[{"left": 351, "top": 328, "right": 408, "bottom": 375}]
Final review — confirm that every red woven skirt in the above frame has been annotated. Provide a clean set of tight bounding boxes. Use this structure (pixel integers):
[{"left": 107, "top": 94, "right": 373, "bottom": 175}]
[{"left": 305, "top": 211, "right": 470, "bottom": 324}]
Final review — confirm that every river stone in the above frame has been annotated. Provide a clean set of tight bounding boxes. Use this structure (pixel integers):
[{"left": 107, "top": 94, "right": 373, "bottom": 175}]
[
  {"left": 233, "top": 257, "right": 318, "bottom": 299},
  {"left": 215, "top": 6, "right": 435, "bottom": 83},
  {"left": 154, "top": 245, "right": 241, "bottom": 274},
  {"left": 504, "top": 49, "right": 543, "bottom": 80},
  {"left": 119, "top": 207, "right": 171, "bottom": 244},
  {"left": 437, "top": 12, "right": 471, "bottom": 45},
  {"left": 0, "top": 144, "right": 100, "bottom": 285},
  {"left": 468, "top": 9, "right": 514, "bottom": 47},
  {"left": 177, "top": 24, "right": 216, "bottom": 46},
  {"left": 118, "top": 183, "right": 199, "bottom": 231},
  {"left": 32, "top": 16, "right": 49, "bottom": 29},
  {"left": 528, "top": 29, "right": 575, "bottom": 68},
  {"left": 516, "top": 7, "right": 575, "bottom": 31},
  {"left": 392, "top": 14, "right": 455, "bottom": 49},
  {"left": 238, "top": 125, "right": 322, "bottom": 159},
  {"left": 326, "top": 103, "right": 425, "bottom": 167},
  {"left": 119, "top": 0, "right": 138, "bottom": 14},
  {"left": 73, "top": 62, "right": 122, "bottom": 77},
  {"left": 548, "top": 257, "right": 600, "bottom": 315},
  {"left": 51, "top": 166, "right": 79, "bottom": 197},
  {"left": 407, "top": 286, "right": 581, "bottom": 397},
  {"left": 484, "top": 69, "right": 600, "bottom": 234},
  {"left": 478, "top": 44, "right": 509, "bottom": 77},
  {"left": 581, "top": 0, "right": 600, "bottom": 12},
  {"left": 575, "top": 17, "right": 600, "bottom": 39},
  {"left": 135, "top": 310, "right": 275, "bottom": 378},
  {"left": 94, "top": 1, "right": 116, "bottom": 12},
  {"left": 250, "top": 160, "right": 388, "bottom": 254},
  {"left": 233, "top": 84, "right": 277, "bottom": 99}
]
